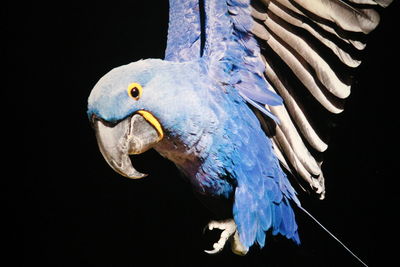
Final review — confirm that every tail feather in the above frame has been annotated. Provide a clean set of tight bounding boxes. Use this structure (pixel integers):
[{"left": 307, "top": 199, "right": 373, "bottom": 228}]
[
  {"left": 272, "top": 197, "right": 301, "bottom": 245},
  {"left": 233, "top": 181, "right": 300, "bottom": 249}
]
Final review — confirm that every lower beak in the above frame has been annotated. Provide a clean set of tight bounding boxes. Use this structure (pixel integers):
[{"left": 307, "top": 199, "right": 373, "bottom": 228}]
[{"left": 93, "top": 111, "right": 163, "bottom": 179}]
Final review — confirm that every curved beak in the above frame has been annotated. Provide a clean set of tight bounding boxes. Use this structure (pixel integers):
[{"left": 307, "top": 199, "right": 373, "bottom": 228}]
[{"left": 93, "top": 111, "right": 164, "bottom": 179}]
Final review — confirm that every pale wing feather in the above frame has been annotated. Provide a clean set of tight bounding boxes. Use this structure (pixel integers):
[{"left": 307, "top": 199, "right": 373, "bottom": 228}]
[
  {"left": 266, "top": 0, "right": 368, "bottom": 50},
  {"left": 253, "top": 2, "right": 361, "bottom": 67},
  {"left": 261, "top": 54, "right": 328, "bottom": 153},
  {"left": 291, "top": 0, "right": 380, "bottom": 34},
  {"left": 264, "top": 12, "right": 351, "bottom": 99},
  {"left": 252, "top": 0, "right": 390, "bottom": 197},
  {"left": 347, "top": 0, "right": 393, "bottom": 7}
]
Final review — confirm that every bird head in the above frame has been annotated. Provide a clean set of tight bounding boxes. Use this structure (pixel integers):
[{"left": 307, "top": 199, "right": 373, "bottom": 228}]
[
  {"left": 88, "top": 59, "right": 174, "bottom": 179},
  {"left": 87, "top": 58, "right": 210, "bottom": 179}
]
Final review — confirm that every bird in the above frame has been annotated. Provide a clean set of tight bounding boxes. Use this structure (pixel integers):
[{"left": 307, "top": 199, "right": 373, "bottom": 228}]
[{"left": 87, "top": 0, "right": 392, "bottom": 260}]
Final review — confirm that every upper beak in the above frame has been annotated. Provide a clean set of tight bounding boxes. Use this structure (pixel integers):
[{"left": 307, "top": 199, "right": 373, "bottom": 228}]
[{"left": 92, "top": 111, "right": 164, "bottom": 179}]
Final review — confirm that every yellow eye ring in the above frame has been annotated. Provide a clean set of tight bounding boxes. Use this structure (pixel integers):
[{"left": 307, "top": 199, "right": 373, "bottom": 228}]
[{"left": 127, "top": 82, "right": 143, "bottom": 100}]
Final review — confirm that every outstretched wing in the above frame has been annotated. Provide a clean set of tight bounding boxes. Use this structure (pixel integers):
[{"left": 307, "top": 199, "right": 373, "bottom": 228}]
[
  {"left": 200, "top": 0, "right": 392, "bottom": 199},
  {"left": 164, "top": 0, "right": 392, "bottom": 198},
  {"left": 251, "top": 0, "right": 392, "bottom": 199}
]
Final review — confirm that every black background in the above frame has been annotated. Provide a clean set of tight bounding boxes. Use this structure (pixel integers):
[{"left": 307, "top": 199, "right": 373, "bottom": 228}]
[{"left": 8, "top": 1, "right": 399, "bottom": 266}]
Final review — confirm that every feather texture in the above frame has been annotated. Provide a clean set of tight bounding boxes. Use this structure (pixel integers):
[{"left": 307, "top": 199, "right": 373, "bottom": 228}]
[
  {"left": 89, "top": 0, "right": 392, "bottom": 255},
  {"left": 165, "top": 0, "right": 201, "bottom": 62},
  {"left": 269, "top": 0, "right": 368, "bottom": 50},
  {"left": 347, "top": 0, "right": 393, "bottom": 6},
  {"left": 202, "top": 0, "right": 301, "bottom": 249},
  {"left": 291, "top": 0, "right": 380, "bottom": 34},
  {"left": 253, "top": 2, "right": 361, "bottom": 67},
  {"left": 261, "top": 54, "right": 328, "bottom": 153},
  {"left": 264, "top": 11, "right": 351, "bottom": 99},
  {"left": 248, "top": 0, "right": 388, "bottom": 197},
  {"left": 261, "top": 29, "right": 345, "bottom": 113},
  {"left": 161, "top": 0, "right": 391, "bottom": 248},
  {"left": 197, "top": 0, "right": 389, "bottom": 245}
]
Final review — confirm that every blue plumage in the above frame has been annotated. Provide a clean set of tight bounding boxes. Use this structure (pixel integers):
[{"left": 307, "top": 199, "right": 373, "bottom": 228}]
[
  {"left": 165, "top": 0, "right": 201, "bottom": 62},
  {"left": 87, "top": 1, "right": 393, "bottom": 264},
  {"left": 88, "top": 0, "right": 301, "bottom": 253},
  {"left": 199, "top": 1, "right": 300, "bottom": 247}
]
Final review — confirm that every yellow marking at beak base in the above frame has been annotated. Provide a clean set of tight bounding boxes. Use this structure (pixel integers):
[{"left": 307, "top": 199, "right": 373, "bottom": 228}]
[{"left": 136, "top": 110, "right": 164, "bottom": 140}]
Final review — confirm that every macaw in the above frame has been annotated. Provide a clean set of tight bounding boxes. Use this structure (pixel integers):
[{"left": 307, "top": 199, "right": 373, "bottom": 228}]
[{"left": 87, "top": 0, "right": 392, "bottom": 257}]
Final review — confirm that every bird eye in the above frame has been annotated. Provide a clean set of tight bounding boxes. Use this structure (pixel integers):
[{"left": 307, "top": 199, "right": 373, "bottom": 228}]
[{"left": 127, "top": 83, "right": 143, "bottom": 100}]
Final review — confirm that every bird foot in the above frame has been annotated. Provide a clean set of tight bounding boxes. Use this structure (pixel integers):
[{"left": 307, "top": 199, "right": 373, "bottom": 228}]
[{"left": 204, "top": 219, "right": 248, "bottom": 256}]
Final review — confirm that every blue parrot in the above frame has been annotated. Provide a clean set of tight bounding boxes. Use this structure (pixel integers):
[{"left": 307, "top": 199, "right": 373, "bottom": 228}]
[{"left": 87, "top": 0, "right": 391, "bottom": 258}]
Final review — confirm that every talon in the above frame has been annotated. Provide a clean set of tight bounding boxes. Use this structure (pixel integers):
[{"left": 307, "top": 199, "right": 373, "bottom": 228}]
[
  {"left": 203, "top": 219, "right": 238, "bottom": 255},
  {"left": 204, "top": 247, "right": 223, "bottom": 254},
  {"left": 204, "top": 243, "right": 222, "bottom": 254}
]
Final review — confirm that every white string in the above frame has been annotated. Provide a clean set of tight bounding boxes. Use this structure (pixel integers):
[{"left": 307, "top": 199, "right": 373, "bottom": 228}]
[{"left": 298, "top": 206, "right": 368, "bottom": 267}]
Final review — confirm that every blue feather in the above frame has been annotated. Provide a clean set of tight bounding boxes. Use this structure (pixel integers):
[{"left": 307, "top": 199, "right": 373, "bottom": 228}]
[
  {"left": 279, "top": 200, "right": 290, "bottom": 236},
  {"left": 227, "top": 0, "right": 248, "bottom": 8},
  {"left": 239, "top": 93, "right": 281, "bottom": 123},
  {"left": 272, "top": 203, "right": 282, "bottom": 236},
  {"left": 165, "top": 0, "right": 201, "bottom": 62},
  {"left": 89, "top": 0, "right": 303, "bottom": 253},
  {"left": 258, "top": 203, "right": 272, "bottom": 232},
  {"left": 256, "top": 226, "right": 266, "bottom": 248},
  {"left": 236, "top": 72, "right": 283, "bottom": 106},
  {"left": 234, "top": 185, "right": 258, "bottom": 248}
]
